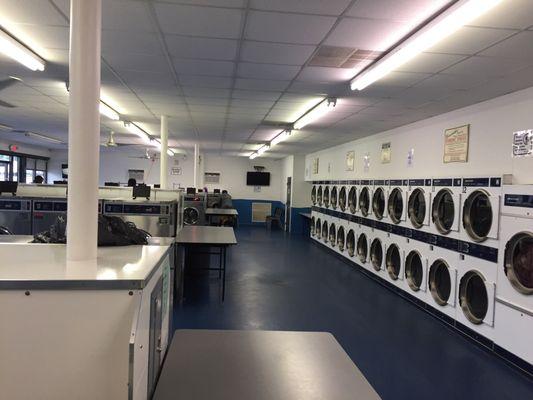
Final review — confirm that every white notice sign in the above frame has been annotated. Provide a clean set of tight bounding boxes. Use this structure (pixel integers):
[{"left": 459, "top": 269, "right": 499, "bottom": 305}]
[
  {"left": 444, "top": 124, "right": 469, "bottom": 163},
  {"left": 512, "top": 129, "right": 533, "bottom": 157},
  {"left": 381, "top": 142, "right": 391, "bottom": 164}
]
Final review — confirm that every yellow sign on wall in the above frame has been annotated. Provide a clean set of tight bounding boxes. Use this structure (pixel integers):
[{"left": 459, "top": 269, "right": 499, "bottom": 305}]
[{"left": 444, "top": 124, "right": 469, "bottom": 163}]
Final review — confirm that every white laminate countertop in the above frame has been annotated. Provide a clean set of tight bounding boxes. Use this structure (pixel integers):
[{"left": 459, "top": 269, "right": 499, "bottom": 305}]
[{"left": 0, "top": 243, "right": 171, "bottom": 290}]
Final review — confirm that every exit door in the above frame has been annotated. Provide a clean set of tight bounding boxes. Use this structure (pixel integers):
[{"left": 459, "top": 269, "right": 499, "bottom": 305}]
[
  {"left": 0, "top": 161, "right": 10, "bottom": 181},
  {"left": 285, "top": 177, "right": 292, "bottom": 232}
]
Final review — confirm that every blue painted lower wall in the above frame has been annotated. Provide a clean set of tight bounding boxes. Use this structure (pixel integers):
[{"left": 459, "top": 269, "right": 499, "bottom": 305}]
[{"left": 232, "top": 199, "right": 310, "bottom": 234}]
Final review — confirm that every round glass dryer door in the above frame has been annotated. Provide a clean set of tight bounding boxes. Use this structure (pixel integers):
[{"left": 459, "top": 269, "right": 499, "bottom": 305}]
[
  {"left": 310, "top": 216, "right": 315, "bottom": 236},
  {"left": 463, "top": 190, "right": 492, "bottom": 242},
  {"left": 317, "top": 186, "right": 323, "bottom": 206},
  {"left": 339, "top": 187, "right": 347, "bottom": 211},
  {"left": 408, "top": 188, "right": 426, "bottom": 228},
  {"left": 329, "top": 223, "right": 336, "bottom": 246},
  {"left": 370, "top": 238, "right": 383, "bottom": 271},
  {"left": 386, "top": 244, "right": 401, "bottom": 280},
  {"left": 346, "top": 229, "right": 355, "bottom": 257},
  {"left": 315, "top": 218, "right": 322, "bottom": 237},
  {"left": 359, "top": 187, "right": 370, "bottom": 217},
  {"left": 330, "top": 186, "right": 338, "bottom": 209},
  {"left": 388, "top": 188, "right": 404, "bottom": 224},
  {"left": 183, "top": 207, "right": 199, "bottom": 225},
  {"left": 405, "top": 250, "right": 423, "bottom": 291},
  {"left": 372, "top": 187, "right": 386, "bottom": 220},
  {"left": 459, "top": 271, "right": 488, "bottom": 324},
  {"left": 322, "top": 221, "right": 328, "bottom": 242},
  {"left": 504, "top": 232, "right": 533, "bottom": 295},
  {"left": 348, "top": 187, "right": 357, "bottom": 214},
  {"left": 324, "top": 186, "right": 330, "bottom": 208},
  {"left": 432, "top": 189, "right": 455, "bottom": 234},
  {"left": 429, "top": 259, "right": 452, "bottom": 306},
  {"left": 311, "top": 186, "right": 317, "bottom": 205},
  {"left": 337, "top": 226, "right": 345, "bottom": 251},
  {"left": 357, "top": 233, "right": 368, "bottom": 263}
]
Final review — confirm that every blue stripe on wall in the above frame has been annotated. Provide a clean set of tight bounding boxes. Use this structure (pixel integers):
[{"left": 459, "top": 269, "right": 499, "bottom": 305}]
[{"left": 290, "top": 207, "right": 311, "bottom": 234}]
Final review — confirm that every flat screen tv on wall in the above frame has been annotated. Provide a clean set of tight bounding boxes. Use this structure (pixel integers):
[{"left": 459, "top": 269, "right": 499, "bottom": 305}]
[{"left": 246, "top": 172, "right": 270, "bottom": 186}]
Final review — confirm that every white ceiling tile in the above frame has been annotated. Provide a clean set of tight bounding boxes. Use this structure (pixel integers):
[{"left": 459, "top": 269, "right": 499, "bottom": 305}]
[
  {"left": 237, "top": 63, "right": 300, "bottom": 80},
  {"left": 165, "top": 36, "right": 238, "bottom": 60},
  {"left": 411, "top": 73, "right": 488, "bottom": 91},
  {"left": 231, "top": 90, "right": 282, "bottom": 101},
  {"left": 241, "top": 41, "right": 315, "bottom": 65},
  {"left": 173, "top": 59, "right": 235, "bottom": 77},
  {"left": 346, "top": 0, "right": 450, "bottom": 22},
  {"left": 250, "top": 0, "right": 352, "bottom": 16},
  {"left": 105, "top": 53, "right": 170, "bottom": 73},
  {"left": 428, "top": 26, "right": 518, "bottom": 55},
  {"left": 235, "top": 78, "right": 290, "bottom": 91},
  {"left": 180, "top": 75, "right": 233, "bottom": 89},
  {"left": 161, "top": 0, "right": 245, "bottom": 7},
  {"left": 376, "top": 71, "right": 432, "bottom": 87},
  {"left": 154, "top": 3, "right": 243, "bottom": 39},
  {"left": 102, "top": 31, "right": 163, "bottom": 55},
  {"left": 10, "top": 24, "right": 69, "bottom": 50},
  {"left": 246, "top": 11, "right": 336, "bottom": 45},
  {"left": 287, "top": 81, "right": 338, "bottom": 94},
  {"left": 102, "top": 0, "right": 153, "bottom": 32},
  {"left": 183, "top": 87, "right": 231, "bottom": 98},
  {"left": 230, "top": 99, "right": 274, "bottom": 109},
  {"left": 441, "top": 56, "right": 531, "bottom": 78},
  {"left": 297, "top": 66, "right": 356, "bottom": 82},
  {"left": 479, "top": 31, "right": 533, "bottom": 62},
  {"left": 470, "top": 0, "right": 533, "bottom": 30},
  {"left": 0, "top": 0, "right": 67, "bottom": 26},
  {"left": 396, "top": 53, "right": 467, "bottom": 74},
  {"left": 186, "top": 97, "right": 230, "bottom": 106},
  {"left": 120, "top": 70, "right": 175, "bottom": 86},
  {"left": 325, "top": 18, "right": 411, "bottom": 51}
]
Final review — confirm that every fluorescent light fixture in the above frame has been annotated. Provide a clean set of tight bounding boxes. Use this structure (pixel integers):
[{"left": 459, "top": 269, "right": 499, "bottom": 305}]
[
  {"left": 257, "top": 145, "right": 269, "bottom": 156},
  {"left": 124, "top": 121, "right": 152, "bottom": 144},
  {"left": 99, "top": 100, "right": 120, "bottom": 121},
  {"left": 249, "top": 152, "right": 258, "bottom": 160},
  {"left": 0, "top": 28, "right": 45, "bottom": 71},
  {"left": 153, "top": 139, "right": 175, "bottom": 156},
  {"left": 271, "top": 130, "right": 291, "bottom": 147},
  {"left": 350, "top": 0, "right": 504, "bottom": 91},
  {"left": 24, "top": 131, "right": 62, "bottom": 144},
  {"left": 293, "top": 98, "right": 337, "bottom": 130}
]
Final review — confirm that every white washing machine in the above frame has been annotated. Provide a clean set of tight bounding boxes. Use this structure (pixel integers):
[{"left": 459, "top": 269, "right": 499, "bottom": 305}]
[
  {"left": 369, "top": 230, "right": 388, "bottom": 277},
  {"left": 330, "top": 183, "right": 339, "bottom": 211},
  {"left": 426, "top": 245, "right": 460, "bottom": 319},
  {"left": 348, "top": 181, "right": 358, "bottom": 215},
  {"left": 385, "top": 233, "right": 407, "bottom": 289},
  {"left": 182, "top": 193, "right": 206, "bottom": 226},
  {"left": 323, "top": 183, "right": 331, "bottom": 209},
  {"left": 456, "top": 255, "right": 497, "bottom": 340},
  {"left": 407, "top": 178, "right": 433, "bottom": 231},
  {"left": 403, "top": 237, "right": 431, "bottom": 302},
  {"left": 493, "top": 185, "right": 533, "bottom": 365},
  {"left": 430, "top": 177, "right": 463, "bottom": 240},
  {"left": 338, "top": 183, "right": 348, "bottom": 215},
  {"left": 372, "top": 180, "right": 389, "bottom": 222},
  {"left": 387, "top": 179, "right": 409, "bottom": 229},
  {"left": 459, "top": 176, "right": 502, "bottom": 249},
  {"left": 359, "top": 180, "right": 373, "bottom": 219}
]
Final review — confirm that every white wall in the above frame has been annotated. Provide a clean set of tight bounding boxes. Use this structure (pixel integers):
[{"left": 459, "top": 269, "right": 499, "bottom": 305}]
[
  {"left": 48, "top": 151, "right": 285, "bottom": 201},
  {"left": 292, "top": 155, "right": 311, "bottom": 208},
  {"left": 0, "top": 139, "right": 52, "bottom": 159},
  {"left": 203, "top": 155, "right": 283, "bottom": 200},
  {"left": 305, "top": 86, "right": 533, "bottom": 184}
]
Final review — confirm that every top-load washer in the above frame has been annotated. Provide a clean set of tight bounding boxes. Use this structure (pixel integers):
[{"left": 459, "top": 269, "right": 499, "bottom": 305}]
[
  {"left": 0, "top": 197, "right": 32, "bottom": 234},
  {"left": 459, "top": 176, "right": 502, "bottom": 248},
  {"left": 372, "top": 180, "right": 389, "bottom": 222},
  {"left": 494, "top": 184, "right": 533, "bottom": 365},
  {"left": 407, "top": 178, "right": 432, "bottom": 231},
  {"left": 430, "top": 178, "right": 463, "bottom": 240}
]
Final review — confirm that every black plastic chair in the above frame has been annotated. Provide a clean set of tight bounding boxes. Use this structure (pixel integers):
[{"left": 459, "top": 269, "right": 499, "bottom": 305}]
[{"left": 266, "top": 207, "right": 284, "bottom": 230}]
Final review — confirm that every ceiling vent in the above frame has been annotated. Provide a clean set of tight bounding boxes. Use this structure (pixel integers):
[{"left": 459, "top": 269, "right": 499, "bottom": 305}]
[{"left": 308, "top": 45, "right": 383, "bottom": 69}]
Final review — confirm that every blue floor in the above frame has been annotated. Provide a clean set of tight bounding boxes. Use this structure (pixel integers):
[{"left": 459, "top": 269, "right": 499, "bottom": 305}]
[{"left": 173, "top": 226, "right": 533, "bottom": 400}]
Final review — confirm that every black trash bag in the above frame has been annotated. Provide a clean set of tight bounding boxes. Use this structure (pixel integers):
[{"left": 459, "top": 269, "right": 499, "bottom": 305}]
[{"left": 33, "top": 215, "right": 150, "bottom": 246}]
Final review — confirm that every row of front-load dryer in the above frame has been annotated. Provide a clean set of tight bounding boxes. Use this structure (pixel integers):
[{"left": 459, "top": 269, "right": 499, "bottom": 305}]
[{"left": 310, "top": 178, "right": 533, "bottom": 371}]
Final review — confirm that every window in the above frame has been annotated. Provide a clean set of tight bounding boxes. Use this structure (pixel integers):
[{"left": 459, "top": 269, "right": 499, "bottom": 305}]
[{"left": 0, "top": 152, "right": 48, "bottom": 183}]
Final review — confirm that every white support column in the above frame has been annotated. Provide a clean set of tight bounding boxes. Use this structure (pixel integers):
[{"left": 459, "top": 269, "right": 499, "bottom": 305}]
[
  {"left": 193, "top": 143, "right": 200, "bottom": 188},
  {"left": 66, "top": 0, "right": 102, "bottom": 261},
  {"left": 160, "top": 115, "right": 168, "bottom": 189}
]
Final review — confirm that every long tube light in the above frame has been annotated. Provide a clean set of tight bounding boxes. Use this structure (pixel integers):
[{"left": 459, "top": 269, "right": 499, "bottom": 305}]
[
  {"left": 249, "top": 152, "right": 258, "bottom": 160},
  {"left": 24, "top": 131, "right": 62, "bottom": 144},
  {"left": 0, "top": 29, "right": 45, "bottom": 71},
  {"left": 153, "top": 139, "right": 175, "bottom": 156},
  {"left": 99, "top": 100, "right": 120, "bottom": 121},
  {"left": 293, "top": 97, "right": 337, "bottom": 130},
  {"left": 124, "top": 121, "right": 152, "bottom": 144},
  {"left": 350, "top": 0, "right": 504, "bottom": 91},
  {"left": 271, "top": 130, "right": 291, "bottom": 146}
]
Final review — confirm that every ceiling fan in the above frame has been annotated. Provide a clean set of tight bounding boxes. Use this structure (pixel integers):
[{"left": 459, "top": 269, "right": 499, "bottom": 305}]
[
  {"left": 0, "top": 77, "right": 22, "bottom": 108},
  {"left": 101, "top": 131, "right": 142, "bottom": 148},
  {"left": 128, "top": 148, "right": 160, "bottom": 161}
]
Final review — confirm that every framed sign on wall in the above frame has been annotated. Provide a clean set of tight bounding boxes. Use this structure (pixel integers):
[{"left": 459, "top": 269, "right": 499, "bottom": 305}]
[
  {"left": 444, "top": 124, "right": 469, "bottom": 163},
  {"left": 381, "top": 142, "right": 391, "bottom": 164},
  {"left": 312, "top": 157, "right": 319, "bottom": 174},
  {"left": 345, "top": 150, "right": 355, "bottom": 171}
]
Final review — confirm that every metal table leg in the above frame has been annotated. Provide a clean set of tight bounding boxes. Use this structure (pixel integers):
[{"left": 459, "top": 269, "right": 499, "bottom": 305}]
[{"left": 222, "top": 246, "right": 227, "bottom": 301}]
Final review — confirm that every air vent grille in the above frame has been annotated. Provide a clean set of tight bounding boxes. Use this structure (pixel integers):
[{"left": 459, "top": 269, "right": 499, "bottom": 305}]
[{"left": 308, "top": 46, "right": 383, "bottom": 69}]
